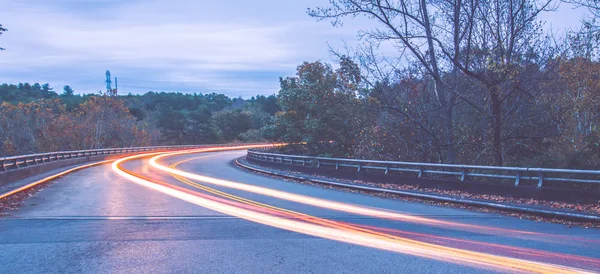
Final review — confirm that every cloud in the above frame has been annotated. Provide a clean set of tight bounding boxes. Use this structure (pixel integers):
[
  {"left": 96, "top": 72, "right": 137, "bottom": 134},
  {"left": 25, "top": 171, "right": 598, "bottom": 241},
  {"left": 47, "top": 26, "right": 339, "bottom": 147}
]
[
  {"left": 0, "top": 0, "right": 354, "bottom": 97},
  {"left": 1, "top": 0, "right": 578, "bottom": 98}
]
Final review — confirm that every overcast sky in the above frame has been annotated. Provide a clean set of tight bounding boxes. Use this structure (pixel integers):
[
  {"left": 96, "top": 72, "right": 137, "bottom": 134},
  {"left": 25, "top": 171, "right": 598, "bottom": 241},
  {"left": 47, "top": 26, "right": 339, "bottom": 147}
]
[{"left": 0, "top": 0, "right": 589, "bottom": 98}]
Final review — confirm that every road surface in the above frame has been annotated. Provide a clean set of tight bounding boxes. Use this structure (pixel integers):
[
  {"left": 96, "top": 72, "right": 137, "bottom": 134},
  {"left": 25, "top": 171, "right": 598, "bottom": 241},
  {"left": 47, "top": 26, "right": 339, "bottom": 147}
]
[{"left": 1, "top": 149, "right": 599, "bottom": 273}]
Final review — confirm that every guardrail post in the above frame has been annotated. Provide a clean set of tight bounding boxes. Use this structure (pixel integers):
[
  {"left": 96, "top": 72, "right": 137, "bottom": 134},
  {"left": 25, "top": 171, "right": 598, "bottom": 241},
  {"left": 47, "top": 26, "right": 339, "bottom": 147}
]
[
  {"left": 537, "top": 171, "right": 544, "bottom": 188},
  {"left": 316, "top": 159, "right": 321, "bottom": 168},
  {"left": 514, "top": 171, "right": 521, "bottom": 186},
  {"left": 384, "top": 164, "right": 389, "bottom": 175},
  {"left": 0, "top": 159, "right": 6, "bottom": 172},
  {"left": 357, "top": 163, "right": 361, "bottom": 172},
  {"left": 460, "top": 167, "right": 467, "bottom": 182},
  {"left": 335, "top": 161, "right": 339, "bottom": 170},
  {"left": 302, "top": 159, "right": 306, "bottom": 166},
  {"left": 418, "top": 166, "right": 423, "bottom": 178}
]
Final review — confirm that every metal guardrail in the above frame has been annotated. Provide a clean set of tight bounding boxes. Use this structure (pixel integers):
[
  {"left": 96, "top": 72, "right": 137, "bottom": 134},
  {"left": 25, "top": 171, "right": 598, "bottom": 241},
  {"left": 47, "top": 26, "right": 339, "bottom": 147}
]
[
  {"left": 247, "top": 150, "right": 600, "bottom": 187},
  {"left": 0, "top": 144, "right": 228, "bottom": 173}
]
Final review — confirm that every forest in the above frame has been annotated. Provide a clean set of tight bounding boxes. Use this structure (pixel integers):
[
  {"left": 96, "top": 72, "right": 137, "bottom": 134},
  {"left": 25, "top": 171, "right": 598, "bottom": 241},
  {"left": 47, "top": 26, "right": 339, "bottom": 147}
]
[
  {"left": 269, "top": 0, "right": 600, "bottom": 169},
  {"left": 0, "top": 83, "right": 279, "bottom": 156},
  {"left": 1, "top": 0, "right": 600, "bottom": 169}
]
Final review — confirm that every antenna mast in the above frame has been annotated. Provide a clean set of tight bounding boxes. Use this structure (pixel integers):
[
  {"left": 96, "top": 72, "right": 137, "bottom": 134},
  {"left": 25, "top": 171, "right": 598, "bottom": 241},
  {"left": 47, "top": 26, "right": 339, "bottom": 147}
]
[{"left": 105, "top": 70, "right": 117, "bottom": 96}]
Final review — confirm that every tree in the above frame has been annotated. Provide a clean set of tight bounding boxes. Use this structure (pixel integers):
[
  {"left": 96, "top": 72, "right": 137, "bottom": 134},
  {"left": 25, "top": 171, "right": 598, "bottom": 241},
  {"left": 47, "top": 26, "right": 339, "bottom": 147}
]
[
  {"left": 275, "top": 60, "right": 366, "bottom": 156},
  {"left": 262, "top": 95, "right": 281, "bottom": 115},
  {"left": 62, "top": 85, "right": 75, "bottom": 96},
  {"left": 0, "top": 24, "right": 6, "bottom": 51},
  {"left": 157, "top": 109, "right": 188, "bottom": 145},
  {"left": 364, "top": 75, "right": 448, "bottom": 162},
  {"left": 0, "top": 98, "right": 150, "bottom": 155},
  {"left": 310, "top": 0, "right": 555, "bottom": 165},
  {"left": 309, "top": 1, "right": 466, "bottom": 163},
  {"left": 565, "top": 0, "right": 600, "bottom": 34},
  {"left": 74, "top": 96, "right": 150, "bottom": 149},
  {"left": 128, "top": 107, "right": 146, "bottom": 121},
  {"left": 1, "top": 80, "right": 283, "bottom": 153},
  {"left": 188, "top": 107, "right": 218, "bottom": 143},
  {"left": 539, "top": 57, "right": 600, "bottom": 167},
  {"left": 212, "top": 109, "right": 252, "bottom": 142}
]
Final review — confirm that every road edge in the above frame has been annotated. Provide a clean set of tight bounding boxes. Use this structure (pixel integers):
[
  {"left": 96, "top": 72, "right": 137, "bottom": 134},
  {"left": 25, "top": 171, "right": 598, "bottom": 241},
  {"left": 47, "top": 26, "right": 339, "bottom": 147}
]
[
  {"left": 235, "top": 157, "right": 600, "bottom": 223},
  {"left": 0, "top": 160, "right": 113, "bottom": 200}
]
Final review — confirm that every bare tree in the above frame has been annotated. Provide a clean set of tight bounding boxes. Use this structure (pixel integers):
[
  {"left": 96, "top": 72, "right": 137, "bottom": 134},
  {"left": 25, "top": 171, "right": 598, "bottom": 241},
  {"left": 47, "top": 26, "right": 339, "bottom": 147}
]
[
  {"left": 310, "top": 0, "right": 468, "bottom": 163},
  {"left": 310, "top": 0, "right": 555, "bottom": 165},
  {"left": 565, "top": 0, "right": 600, "bottom": 25}
]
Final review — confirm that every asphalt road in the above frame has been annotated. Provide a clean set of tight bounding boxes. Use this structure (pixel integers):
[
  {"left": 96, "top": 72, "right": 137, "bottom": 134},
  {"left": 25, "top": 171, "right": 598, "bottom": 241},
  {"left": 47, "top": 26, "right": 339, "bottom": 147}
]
[{"left": 1, "top": 149, "right": 599, "bottom": 273}]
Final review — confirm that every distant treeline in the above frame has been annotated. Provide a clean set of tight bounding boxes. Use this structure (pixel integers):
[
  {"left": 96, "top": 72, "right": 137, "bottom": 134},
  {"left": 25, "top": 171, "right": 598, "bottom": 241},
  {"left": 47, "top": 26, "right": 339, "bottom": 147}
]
[{"left": 0, "top": 83, "right": 280, "bottom": 156}]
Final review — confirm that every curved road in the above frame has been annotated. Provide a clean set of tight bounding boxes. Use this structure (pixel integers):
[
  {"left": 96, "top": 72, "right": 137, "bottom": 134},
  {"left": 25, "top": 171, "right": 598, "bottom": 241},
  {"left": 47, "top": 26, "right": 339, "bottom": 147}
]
[{"left": 1, "top": 149, "right": 599, "bottom": 273}]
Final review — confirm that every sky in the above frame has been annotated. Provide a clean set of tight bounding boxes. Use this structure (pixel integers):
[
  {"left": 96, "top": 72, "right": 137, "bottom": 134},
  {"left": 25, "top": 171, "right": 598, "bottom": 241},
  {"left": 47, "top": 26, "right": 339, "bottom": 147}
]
[{"left": 0, "top": 0, "right": 590, "bottom": 98}]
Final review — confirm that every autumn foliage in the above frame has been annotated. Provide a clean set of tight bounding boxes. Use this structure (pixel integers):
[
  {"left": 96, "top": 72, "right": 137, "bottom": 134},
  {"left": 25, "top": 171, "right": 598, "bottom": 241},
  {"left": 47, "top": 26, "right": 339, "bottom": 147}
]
[
  {"left": 0, "top": 96, "right": 150, "bottom": 156},
  {"left": 271, "top": 56, "right": 600, "bottom": 169}
]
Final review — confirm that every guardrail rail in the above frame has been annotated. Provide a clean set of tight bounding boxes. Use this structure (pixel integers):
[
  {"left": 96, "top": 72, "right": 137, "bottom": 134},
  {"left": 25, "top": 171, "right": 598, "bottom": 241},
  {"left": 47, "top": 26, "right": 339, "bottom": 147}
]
[
  {"left": 0, "top": 144, "right": 231, "bottom": 173},
  {"left": 247, "top": 150, "right": 600, "bottom": 188}
]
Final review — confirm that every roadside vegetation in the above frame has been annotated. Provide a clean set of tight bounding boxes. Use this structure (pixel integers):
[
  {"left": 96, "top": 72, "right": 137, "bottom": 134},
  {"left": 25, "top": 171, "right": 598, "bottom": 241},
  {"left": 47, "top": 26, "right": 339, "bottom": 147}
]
[
  {"left": 1, "top": 0, "right": 600, "bottom": 169},
  {"left": 272, "top": 0, "right": 600, "bottom": 169},
  {"left": 0, "top": 84, "right": 279, "bottom": 156}
]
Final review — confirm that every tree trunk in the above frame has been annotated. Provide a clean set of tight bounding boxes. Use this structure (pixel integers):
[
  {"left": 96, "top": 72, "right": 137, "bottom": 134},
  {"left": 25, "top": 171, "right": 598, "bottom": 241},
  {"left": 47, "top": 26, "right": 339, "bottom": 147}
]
[
  {"left": 443, "top": 103, "right": 456, "bottom": 164},
  {"left": 489, "top": 85, "right": 504, "bottom": 166},
  {"left": 434, "top": 78, "right": 456, "bottom": 164}
]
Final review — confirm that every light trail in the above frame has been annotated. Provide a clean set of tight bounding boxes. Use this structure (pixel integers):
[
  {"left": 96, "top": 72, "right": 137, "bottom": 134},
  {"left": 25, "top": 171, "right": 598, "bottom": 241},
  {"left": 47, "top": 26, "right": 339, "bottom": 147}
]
[
  {"left": 167, "top": 156, "right": 600, "bottom": 270},
  {"left": 113, "top": 151, "right": 595, "bottom": 273},
  {"left": 149, "top": 150, "right": 583, "bottom": 241},
  {"left": 0, "top": 143, "right": 278, "bottom": 200}
]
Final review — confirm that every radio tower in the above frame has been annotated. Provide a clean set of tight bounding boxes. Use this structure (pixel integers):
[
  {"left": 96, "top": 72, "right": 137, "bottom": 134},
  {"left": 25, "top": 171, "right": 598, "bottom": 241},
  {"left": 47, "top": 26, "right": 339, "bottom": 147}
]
[
  {"left": 105, "top": 70, "right": 112, "bottom": 92},
  {"left": 105, "top": 70, "right": 117, "bottom": 96}
]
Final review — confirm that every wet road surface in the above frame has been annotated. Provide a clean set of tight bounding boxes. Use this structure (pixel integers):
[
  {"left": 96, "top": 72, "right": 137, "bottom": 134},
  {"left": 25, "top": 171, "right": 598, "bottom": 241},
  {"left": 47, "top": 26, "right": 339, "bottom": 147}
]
[{"left": 1, "top": 149, "right": 599, "bottom": 273}]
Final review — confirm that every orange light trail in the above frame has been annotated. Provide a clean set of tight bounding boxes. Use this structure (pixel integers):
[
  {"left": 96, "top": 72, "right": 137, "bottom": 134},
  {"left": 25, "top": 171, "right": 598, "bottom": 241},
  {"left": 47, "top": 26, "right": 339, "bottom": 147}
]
[
  {"left": 112, "top": 150, "right": 595, "bottom": 273},
  {"left": 149, "top": 150, "right": 587, "bottom": 241},
  {"left": 167, "top": 156, "right": 600, "bottom": 270}
]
